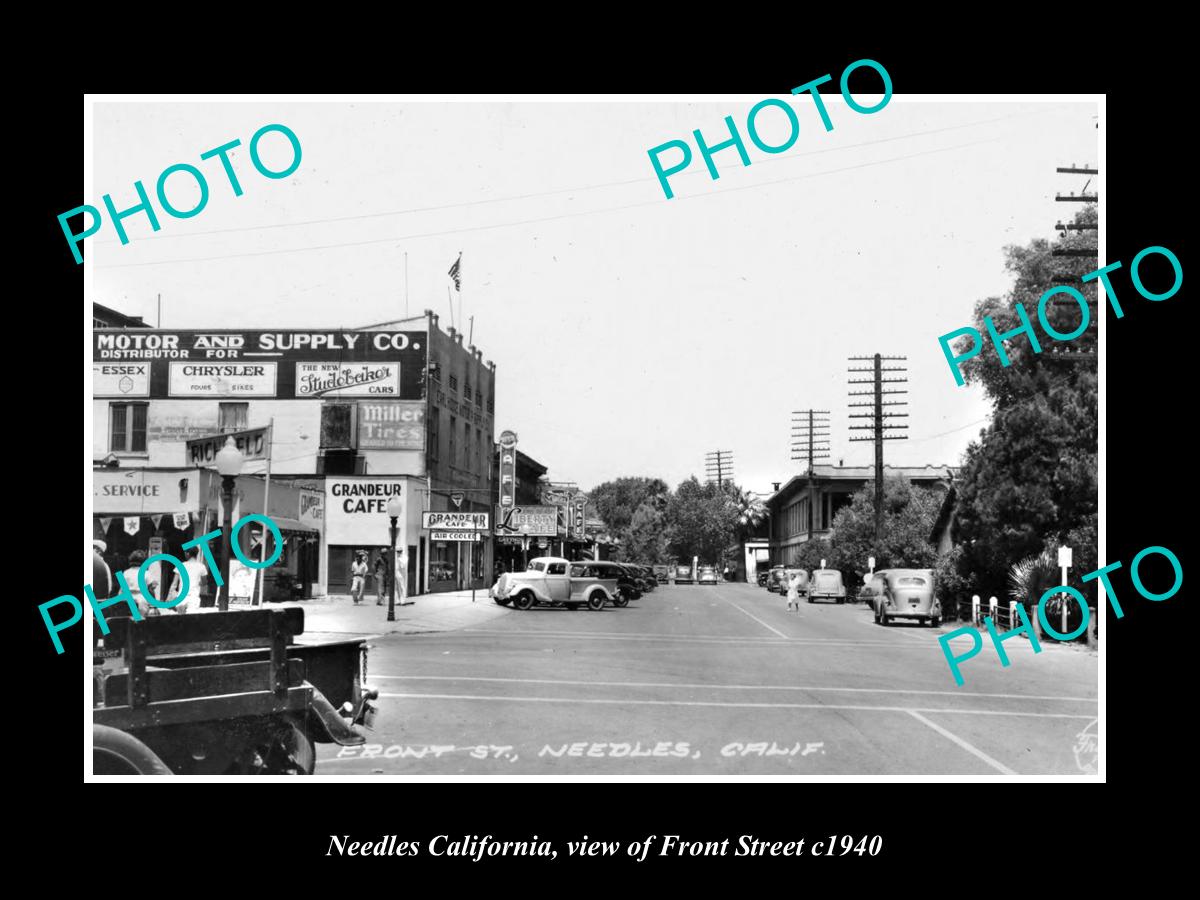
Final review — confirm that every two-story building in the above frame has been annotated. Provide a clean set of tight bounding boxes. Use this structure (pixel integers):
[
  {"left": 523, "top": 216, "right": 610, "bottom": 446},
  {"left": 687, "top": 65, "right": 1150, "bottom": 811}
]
[
  {"left": 765, "top": 464, "right": 957, "bottom": 566},
  {"left": 91, "top": 305, "right": 495, "bottom": 598}
]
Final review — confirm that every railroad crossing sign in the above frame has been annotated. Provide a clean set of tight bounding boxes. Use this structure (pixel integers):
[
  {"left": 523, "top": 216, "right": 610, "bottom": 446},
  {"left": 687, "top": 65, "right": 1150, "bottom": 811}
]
[{"left": 450, "top": 491, "right": 464, "bottom": 508}]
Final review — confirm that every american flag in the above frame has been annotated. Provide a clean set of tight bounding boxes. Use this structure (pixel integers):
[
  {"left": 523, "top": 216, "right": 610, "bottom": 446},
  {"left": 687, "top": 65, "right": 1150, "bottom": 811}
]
[{"left": 448, "top": 253, "right": 462, "bottom": 292}]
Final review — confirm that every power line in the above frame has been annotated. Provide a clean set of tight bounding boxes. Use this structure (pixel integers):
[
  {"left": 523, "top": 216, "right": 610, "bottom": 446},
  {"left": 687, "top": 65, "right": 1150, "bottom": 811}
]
[
  {"left": 97, "top": 138, "right": 999, "bottom": 270},
  {"left": 94, "top": 109, "right": 1043, "bottom": 247}
]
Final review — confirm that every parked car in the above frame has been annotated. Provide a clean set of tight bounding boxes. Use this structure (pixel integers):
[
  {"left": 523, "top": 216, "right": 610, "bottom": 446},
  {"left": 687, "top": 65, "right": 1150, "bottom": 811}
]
[
  {"left": 675, "top": 564, "right": 694, "bottom": 585},
  {"left": 808, "top": 568, "right": 846, "bottom": 604},
  {"left": 635, "top": 565, "right": 657, "bottom": 592},
  {"left": 756, "top": 570, "right": 770, "bottom": 587},
  {"left": 859, "top": 570, "right": 891, "bottom": 604},
  {"left": 697, "top": 566, "right": 719, "bottom": 585},
  {"left": 490, "top": 557, "right": 618, "bottom": 610},
  {"left": 653, "top": 565, "right": 670, "bottom": 584},
  {"left": 766, "top": 566, "right": 787, "bottom": 593},
  {"left": 607, "top": 562, "right": 644, "bottom": 602},
  {"left": 872, "top": 568, "right": 941, "bottom": 627}
]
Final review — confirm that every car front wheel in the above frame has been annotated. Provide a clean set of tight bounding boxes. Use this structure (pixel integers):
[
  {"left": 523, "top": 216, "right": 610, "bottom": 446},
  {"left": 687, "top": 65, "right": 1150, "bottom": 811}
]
[{"left": 514, "top": 591, "right": 534, "bottom": 611}]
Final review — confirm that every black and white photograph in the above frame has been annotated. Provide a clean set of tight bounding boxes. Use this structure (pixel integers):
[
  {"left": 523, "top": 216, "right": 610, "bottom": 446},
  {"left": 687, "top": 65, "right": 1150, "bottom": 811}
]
[{"left": 75, "top": 88, "right": 1113, "bottom": 780}]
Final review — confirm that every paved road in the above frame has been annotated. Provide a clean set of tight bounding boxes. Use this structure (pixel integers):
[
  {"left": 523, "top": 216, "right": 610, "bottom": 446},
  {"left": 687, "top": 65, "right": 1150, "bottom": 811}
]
[{"left": 318, "top": 582, "right": 1098, "bottom": 775}]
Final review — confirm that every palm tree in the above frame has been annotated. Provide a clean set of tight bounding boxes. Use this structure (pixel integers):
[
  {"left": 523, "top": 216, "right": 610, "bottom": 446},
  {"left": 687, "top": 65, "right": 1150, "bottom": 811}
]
[
  {"left": 731, "top": 487, "right": 769, "bottom": 534},
  {"left": 1008, "top": 549, "right": 1059, "bottom": 621}
]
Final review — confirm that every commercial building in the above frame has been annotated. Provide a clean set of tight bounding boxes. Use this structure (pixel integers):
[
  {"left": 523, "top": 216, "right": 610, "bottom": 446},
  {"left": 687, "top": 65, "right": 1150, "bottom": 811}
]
[
  {"left": 765, "top": 464, "right": 957, "bottom": 566},
  {"left": 91, "top": 305, "right": 495, "bottom": 597}
]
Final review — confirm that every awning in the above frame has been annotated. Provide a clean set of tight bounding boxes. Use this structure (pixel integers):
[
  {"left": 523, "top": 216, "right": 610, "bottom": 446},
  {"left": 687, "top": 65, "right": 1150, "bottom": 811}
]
[{"left": 259, "top": 517, "right": 318, "bottom": 534}]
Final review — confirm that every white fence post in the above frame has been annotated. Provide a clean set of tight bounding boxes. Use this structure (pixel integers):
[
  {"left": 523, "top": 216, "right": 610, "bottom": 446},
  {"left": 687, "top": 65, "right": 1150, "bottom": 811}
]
[{"left": 971, "top": 594, "right": 980, "bottom": 626}]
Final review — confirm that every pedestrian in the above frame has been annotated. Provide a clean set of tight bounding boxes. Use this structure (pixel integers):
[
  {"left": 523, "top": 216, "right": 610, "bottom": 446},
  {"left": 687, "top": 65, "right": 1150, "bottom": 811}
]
[
  {"left": 394, "top": 547, "right": 408, "bottom": 604},
  {"left": 374, "top": 550, "right": 388, "bottom": 606},
  {"left": 122, "top": 550, "right": 159, "bottom": 618},
  {"left": 350, "top": 552, "right": 368, "bottom": 604},
  {"left": 168, "top": 546, "right": 208, "bottom": 614},
  {"left": 92, "top": 540, "right": 113, "bottom": 601},
  {"left": 723, "top": 564, "right": 731, "bottom": 582},
  {"left": 786, "top": 571, "right": 801, "bottom": 611}
]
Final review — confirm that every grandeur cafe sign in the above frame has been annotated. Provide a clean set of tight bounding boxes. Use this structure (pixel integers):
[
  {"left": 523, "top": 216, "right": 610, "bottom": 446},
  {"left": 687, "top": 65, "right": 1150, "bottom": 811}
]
[{"left": 92, "top": 330, "right": 426, "bottom": 400}]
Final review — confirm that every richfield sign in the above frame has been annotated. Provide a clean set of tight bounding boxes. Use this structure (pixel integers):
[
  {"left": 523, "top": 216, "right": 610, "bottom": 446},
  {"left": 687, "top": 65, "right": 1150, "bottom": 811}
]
[
  {"left": 186, "top": 427, "right": 269, "bottom": 466},
  {"left": 92, "top": 329, "right": 426, "bottom": 400}
]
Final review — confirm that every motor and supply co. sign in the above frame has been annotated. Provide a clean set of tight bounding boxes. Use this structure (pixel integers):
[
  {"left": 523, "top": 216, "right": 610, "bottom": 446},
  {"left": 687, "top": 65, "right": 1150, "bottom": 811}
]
[
  {"left": 92, "top": 330, "right": 425, "bottom": 400},
  {"left": 495, "top": 505, "right": 558, "bottom": 536},
  {"left": 324, "top": 477, "right": 410, "bottom": 545}
]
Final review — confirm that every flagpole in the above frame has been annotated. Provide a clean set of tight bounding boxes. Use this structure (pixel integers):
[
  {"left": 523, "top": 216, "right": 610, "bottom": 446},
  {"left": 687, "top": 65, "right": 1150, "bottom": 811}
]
[
  {"left": 447, "top": 286, "right": 454, "bottom": 329},
  {"left": 457, "top": 251, "right": 463, "bottom": 335},
  {"left": 255, "top": 418, "right": 274, "bottom": 607},
  {"left": 404, "top": 251, "right": 409, "bottom": 319}
]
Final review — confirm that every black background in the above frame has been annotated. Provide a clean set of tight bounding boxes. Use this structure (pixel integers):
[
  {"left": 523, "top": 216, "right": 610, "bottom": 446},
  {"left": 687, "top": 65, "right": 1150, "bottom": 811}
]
[{"left": 25, "top": 19, "right": 1184, "bottom": 886}]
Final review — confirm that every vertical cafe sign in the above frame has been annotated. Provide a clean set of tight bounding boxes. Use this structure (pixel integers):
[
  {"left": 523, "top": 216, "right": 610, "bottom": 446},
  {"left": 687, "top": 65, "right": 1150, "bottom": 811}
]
[{"left": 498, "top": 430, "right": 518, "bottom": 510}]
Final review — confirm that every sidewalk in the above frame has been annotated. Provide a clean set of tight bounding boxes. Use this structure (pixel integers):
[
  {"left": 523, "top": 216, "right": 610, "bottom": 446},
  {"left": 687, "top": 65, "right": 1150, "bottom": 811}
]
[{"left": 272, "top": 589, "right": 511, "bottom": 639}]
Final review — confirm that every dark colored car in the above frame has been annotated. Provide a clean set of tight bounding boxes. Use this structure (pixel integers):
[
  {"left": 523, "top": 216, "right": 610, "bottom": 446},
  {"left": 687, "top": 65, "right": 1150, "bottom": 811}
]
[
  {"left": 653, "top": 565, "right": 670, "bottom": 584},
  {"left": 766, "top": 566, "right": 787, "bottom": 593},
  {"left": 634, "top": 565, "right": 657, "bottom": 592},
  {"left": 675, "top": 565, "right": 694, "bottom": 585},
  {"left": 589, "top": 561, "right": 642, "bottom": 603}
]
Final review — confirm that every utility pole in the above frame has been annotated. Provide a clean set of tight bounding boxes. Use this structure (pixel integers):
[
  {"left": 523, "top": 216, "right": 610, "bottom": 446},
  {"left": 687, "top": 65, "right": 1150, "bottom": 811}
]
[
  {"left": 705, "top": 450, "right": 734, "bottom": 487},
  {"left": 1049, "top": 163, "right": 1099, "bottom": 360},
  {"left": 848, "top": 354, "right": 908, "bottom": 551},
  {"left": 791, "top": 409, "right": 829, "bottom": 536}
]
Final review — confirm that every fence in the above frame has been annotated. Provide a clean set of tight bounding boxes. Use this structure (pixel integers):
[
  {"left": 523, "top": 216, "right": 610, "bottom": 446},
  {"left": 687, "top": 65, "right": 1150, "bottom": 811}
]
[{"left": 952, "top": 594, "right": 1097, "bottom": 647}]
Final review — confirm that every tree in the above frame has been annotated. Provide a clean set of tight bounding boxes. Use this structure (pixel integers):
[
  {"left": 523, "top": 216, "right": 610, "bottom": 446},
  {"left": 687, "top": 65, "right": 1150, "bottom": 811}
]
[
  {"left": 588, "top": 477, "right": 670, "bottom": 535},
  {"left": 730, "top": 486, "right": 770, "bottom": 540},
  {"left": 620, "top": 502, "right": 672, "bottom": 563},
  {"left": 665, "top": 477, "right": 740, "bottom": 563},
  {"left": 827, "top": 477, "right": 943, "bottom": 581},
  {"left": 946, "top": 205, "right": 1099, "bottom": 600}
]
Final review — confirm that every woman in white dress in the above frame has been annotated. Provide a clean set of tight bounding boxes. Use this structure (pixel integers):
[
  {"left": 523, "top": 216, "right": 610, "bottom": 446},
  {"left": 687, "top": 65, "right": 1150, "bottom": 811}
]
[{"left": 786, "top": 572, "right": 800, "bottom": 611}]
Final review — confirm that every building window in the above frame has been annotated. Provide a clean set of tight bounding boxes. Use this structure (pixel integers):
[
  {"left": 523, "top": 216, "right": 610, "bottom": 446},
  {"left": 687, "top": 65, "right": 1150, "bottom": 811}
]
[
  {"left": 219, "top": 402, "right": 249, "bottom": 433},
  {"left": 475, "top": 427, "right": 482, "bottom": 475},
  {"left": 429, "top": 408, "right": 440, "bottom": 461},
  {"left": 449, "top": 374, "right": 458, "bottom": 393},
  {"left": 487, "top": 395, "right": 494, "bottom": 414},
  {"left": 475, "top": 391, "right": 483, "bottom": 409},
  {"left": 449, "top": 415, "right": 457, "bottom": 468},
  {"left": 110, "top": 402, "right": 148, "bottom": 453},
  {"left": 463, "top": 420, "right": 470, "bottom": 470},
  {"left": 464, "top": 381, "right": 472, "bottom": 403}
]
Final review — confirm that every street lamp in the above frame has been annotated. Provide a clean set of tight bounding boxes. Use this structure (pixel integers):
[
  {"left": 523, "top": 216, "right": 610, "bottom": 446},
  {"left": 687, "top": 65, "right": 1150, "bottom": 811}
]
[
  {"left": 215, "top": 437, "right": 244, "bottom": 611},
  {"left": 386, "top": 495, "right": 403, "bottom": 622}
]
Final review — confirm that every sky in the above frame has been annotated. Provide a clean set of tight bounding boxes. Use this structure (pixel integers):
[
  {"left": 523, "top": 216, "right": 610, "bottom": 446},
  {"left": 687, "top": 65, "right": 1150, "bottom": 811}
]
[{"left": 90, "top": 97, "right": 1098, "bottom": 496}]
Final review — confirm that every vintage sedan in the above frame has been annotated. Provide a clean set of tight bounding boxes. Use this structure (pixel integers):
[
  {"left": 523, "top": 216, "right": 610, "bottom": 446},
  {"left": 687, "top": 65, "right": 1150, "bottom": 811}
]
[
  {"left": 674, "top": 564, "right": 695, "bottom": 585},
  {"left": 589, "top": 561, "right": 640, "bottom": 605},
  {"left": 697, "top": 566, "right": 719, "bottom": 585},
  {"left": 653, "top": 565, "right": 670, "bottom": 584},
  {"left": 783, "top": 567, "right": 810, "bottom": 599},
  {"left": 808, "top": 568, "right": 846, "bottom": 604},
  {"left": 873, "top": 568, "right": 941, "bottom": 626},
  {"left": 766, "top": 566, "right": 788, "bottom": 593},
  {"left": 490, "top": 557, "right": 619, "bottom": 611}
]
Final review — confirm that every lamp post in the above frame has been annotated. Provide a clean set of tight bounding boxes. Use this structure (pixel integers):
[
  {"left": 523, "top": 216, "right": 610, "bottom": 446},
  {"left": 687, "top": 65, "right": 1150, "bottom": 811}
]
[
  {"left": 386, "top": 496, "right": 402, "bottom": 622},
  {"left": 215, "top": 437, "right": 244, "bottom": 611}
]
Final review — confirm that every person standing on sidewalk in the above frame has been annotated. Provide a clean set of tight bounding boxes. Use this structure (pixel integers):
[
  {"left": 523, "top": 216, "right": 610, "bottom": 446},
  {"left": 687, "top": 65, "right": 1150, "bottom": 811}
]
[
  {"left": 350, "top": 552, "right": 368, "bottom": 604},
  {"left": 374, "top": 550, "right": 388, "bottom": 606}
]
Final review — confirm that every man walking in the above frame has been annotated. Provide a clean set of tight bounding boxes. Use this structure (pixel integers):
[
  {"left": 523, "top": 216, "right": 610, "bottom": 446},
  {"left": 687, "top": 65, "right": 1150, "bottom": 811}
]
[{"left": 350, "top": 552, "right": 368, "bottom": 604}]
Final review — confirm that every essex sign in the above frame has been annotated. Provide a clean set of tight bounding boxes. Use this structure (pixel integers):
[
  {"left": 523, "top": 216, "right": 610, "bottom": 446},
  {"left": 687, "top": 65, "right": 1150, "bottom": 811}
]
[
  {"left": 495, "top": 505, "right": 558, "bottom": 536},
  {"left": 186, "top": 427, "right": 269, "bottom": 465}
]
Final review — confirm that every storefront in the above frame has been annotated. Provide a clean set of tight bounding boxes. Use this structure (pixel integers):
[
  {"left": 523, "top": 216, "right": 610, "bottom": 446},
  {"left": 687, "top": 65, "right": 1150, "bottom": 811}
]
[{"left": 324, "top": 476, "right": 423, "bottom": 597}]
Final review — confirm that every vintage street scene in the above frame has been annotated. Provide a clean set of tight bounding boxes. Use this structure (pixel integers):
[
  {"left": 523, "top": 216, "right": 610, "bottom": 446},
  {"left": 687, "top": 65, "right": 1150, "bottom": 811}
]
[{"left": 86, "top": 95, "right": 1100, "bottom": 776}]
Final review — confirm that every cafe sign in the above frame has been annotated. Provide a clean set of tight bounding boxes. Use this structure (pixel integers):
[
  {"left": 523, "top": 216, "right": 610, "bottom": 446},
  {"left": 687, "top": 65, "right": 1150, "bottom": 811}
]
[
  {"left": 495, "top": 505, "right": 558, "bottom": 536},
  {"left": 422, "top": 511, "right": 489, "bottom": 531}
]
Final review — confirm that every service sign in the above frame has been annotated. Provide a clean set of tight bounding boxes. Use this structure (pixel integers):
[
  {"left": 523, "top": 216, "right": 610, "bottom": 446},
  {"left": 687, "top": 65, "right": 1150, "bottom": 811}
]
[
  {"left": 495, "top": 505, "right": 558, "bottom": 536},
  {"left": 94, "top": 469, "right": 202, "bottom": 515},
  {"left": 422, "top": 511, "right": 489, "bottom": 531},
  {"left": 169, "top": 362, "right": 277, "bottom": 398},
  {"left": 357, "top": 400, "right": 425, "bottom": 449},
  {"left": 186, "top": 427, "right": 269, "bottom": 466},
  {"left": 295, "top": 362, "right": 400, "bottom": 398},
  {"left": 92, "top": 362, "right": 150, "bottom": 397}
]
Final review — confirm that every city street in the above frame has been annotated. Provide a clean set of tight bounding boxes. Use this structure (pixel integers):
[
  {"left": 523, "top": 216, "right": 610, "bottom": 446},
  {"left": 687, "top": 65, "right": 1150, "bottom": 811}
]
[{"left": 318, "top": 582, "right": 1098, "bottom": 776}]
